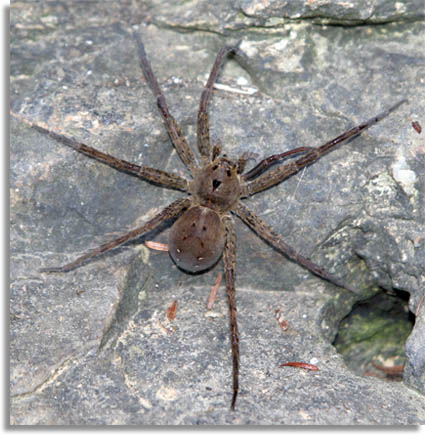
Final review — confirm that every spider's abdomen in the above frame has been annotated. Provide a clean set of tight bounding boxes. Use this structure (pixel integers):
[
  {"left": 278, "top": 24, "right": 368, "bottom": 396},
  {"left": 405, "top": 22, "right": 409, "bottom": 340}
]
[{"left": 169, "top": 206, "right": 225, "bottom": 272}]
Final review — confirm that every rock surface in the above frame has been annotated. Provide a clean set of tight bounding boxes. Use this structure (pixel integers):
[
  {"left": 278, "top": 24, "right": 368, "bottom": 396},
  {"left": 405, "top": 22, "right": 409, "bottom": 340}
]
[{"left": 10, "top": 0, "right": 425, "bottom": 425}]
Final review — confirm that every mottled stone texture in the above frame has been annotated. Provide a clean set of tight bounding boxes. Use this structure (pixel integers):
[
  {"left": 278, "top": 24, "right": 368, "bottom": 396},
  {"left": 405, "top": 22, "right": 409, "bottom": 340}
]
[{"left": 10, "top": 0, "right": 425, "bottom": 425}]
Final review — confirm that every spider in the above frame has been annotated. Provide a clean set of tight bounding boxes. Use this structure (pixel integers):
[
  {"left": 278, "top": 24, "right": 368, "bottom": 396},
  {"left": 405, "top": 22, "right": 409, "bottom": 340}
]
[{"left": 30, "top": 33, "right": 406, "bottom": 410}]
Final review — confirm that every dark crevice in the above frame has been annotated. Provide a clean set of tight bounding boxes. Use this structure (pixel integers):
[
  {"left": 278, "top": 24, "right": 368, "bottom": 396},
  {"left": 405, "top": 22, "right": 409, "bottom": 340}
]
[
  {"left": 154, "top": 15, "right": 424, "bottom": 37},
  {"left": 333, "top": 289, "right": 415, "bottom": 381},
  {"left": 98, "top": 255, "right": 153, "bottom": 352}
]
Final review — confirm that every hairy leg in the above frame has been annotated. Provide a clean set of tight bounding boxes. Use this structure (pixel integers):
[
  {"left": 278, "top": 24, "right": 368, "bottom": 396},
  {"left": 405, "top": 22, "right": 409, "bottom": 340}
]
[
  {"left": 236, "top": 151, "right": 259, "bottom": 175},
  {"left": 40, "top": 198, "right": 191, "bottom": 272},
  {"left": 245, "top": 99, "right": 407, "bottom": 196},
  {"left": 234, "top": 202, "right": 359, "bottom": 294},
  {"left": 242, "top": 146, "right": 314, "bottom": 180},
  {"left": 31, "top": 124, "right": 189, "bottom": 191},
  {"left": 134, "top": 33, "right": 198, "bottom": 174},
  {"left": 210, "top": 137, "right": 224, "bottom": 162},
  {"left": 197, "top": 46, "right": 237, "bottom": 164},
  {"left": 222, "top": 215, "right": 240, "bottom": 410}
]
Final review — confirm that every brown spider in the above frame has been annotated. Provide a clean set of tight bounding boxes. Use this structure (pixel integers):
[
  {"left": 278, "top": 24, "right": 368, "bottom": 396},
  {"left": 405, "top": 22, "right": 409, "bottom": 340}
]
[{"left": 30, "top": 33, "right": 406, "bottom": 410}]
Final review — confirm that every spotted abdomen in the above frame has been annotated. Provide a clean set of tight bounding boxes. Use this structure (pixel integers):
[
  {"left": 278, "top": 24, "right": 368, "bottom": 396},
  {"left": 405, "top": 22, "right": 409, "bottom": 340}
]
[{"left": 169, "top": 206, "right": 225, "bottom": 272}]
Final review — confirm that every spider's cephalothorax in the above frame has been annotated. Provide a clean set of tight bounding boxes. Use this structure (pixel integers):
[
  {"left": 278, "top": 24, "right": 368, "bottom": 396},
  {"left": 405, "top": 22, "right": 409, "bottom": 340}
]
[
  {"left": 32, "top": 32, "right": 406, "bottom": 410},
  {"left": 192, "top": 157, "right": 242, "bottom": 212}
]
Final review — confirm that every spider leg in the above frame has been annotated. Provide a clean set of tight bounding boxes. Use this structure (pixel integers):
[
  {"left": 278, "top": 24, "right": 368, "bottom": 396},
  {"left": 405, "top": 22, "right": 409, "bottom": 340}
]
[
  {"left": 212, "top": 141, "right": 222, "bottom": 161},
  {"left": 236, "top": 151, "right": 259, "bottom": 175},
  {"left": 234, "top": 202, "right": 359, "bottom": 294},
  {"left": 222, "top": 215, "right": 240, "bottom": 410},
  {"left": 242, "top": 146, "right": 315, "bottom": 180},
  {"left": 31, "top": 124, "right": 189, "bottom": 191},
  {"left": 134, "top": 33, "right": 198, "bottom": 174},
  {"left": 245, "top": 99, "right": 407, "bottom": 196},
  {"left": 198, "top": 46, "right": 237, "bottom": 164},
  {"left": 40, "top": 198, "right": 190, "bottom": 273}
]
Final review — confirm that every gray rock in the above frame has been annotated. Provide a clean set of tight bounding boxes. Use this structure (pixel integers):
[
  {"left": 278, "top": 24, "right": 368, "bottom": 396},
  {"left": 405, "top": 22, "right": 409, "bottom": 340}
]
[{"left": 10, "top": 0, "right": 425, "bottom": 425}]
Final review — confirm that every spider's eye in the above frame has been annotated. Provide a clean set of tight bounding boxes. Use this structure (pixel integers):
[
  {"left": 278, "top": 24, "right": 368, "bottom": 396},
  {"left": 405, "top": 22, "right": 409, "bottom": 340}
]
[{"left": 226, "top": 169, "right": 231, "bottom": 177}]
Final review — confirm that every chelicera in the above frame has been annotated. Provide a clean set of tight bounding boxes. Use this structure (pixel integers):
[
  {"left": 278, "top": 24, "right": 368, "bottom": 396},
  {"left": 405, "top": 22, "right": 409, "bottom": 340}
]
[{"left": 31, "top": 33, "right": 406, "bottom": 410}]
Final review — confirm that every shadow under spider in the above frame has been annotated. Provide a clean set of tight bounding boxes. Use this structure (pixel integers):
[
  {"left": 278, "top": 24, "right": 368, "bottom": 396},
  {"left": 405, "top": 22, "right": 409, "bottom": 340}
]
[{"left": 18, "top": 32, "right": 407, "bottom": 410}]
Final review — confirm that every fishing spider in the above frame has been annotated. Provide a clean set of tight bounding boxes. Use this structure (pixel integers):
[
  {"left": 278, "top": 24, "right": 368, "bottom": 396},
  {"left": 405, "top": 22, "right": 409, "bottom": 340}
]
[{"left": 32, "top": 33, "right": 406, "bottom": 410}]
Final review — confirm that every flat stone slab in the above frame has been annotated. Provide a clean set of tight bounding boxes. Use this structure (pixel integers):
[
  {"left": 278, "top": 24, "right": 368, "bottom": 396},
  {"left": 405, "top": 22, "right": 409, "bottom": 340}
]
[{"left": 10, "top": 0, "right": 425, "bottom": 425}]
